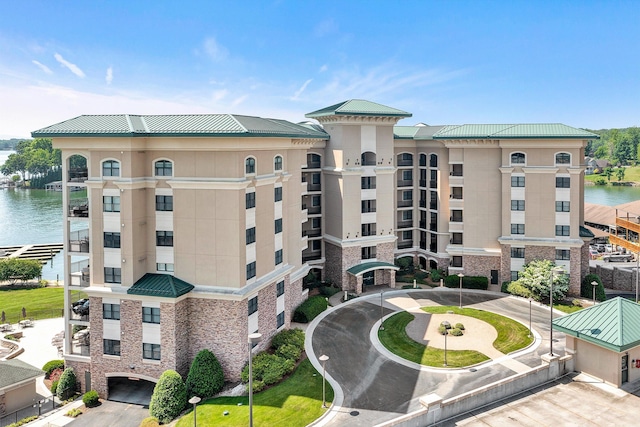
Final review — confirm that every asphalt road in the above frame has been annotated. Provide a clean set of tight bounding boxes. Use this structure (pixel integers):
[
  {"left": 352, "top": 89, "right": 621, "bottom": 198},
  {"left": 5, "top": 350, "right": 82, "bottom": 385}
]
[{"left": 311, "top": 289, "right": 565, "bottom": 426}]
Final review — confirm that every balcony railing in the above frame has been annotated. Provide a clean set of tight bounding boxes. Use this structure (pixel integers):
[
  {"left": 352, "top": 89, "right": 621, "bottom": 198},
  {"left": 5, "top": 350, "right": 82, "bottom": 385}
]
[
  {"left": 307, "top": 183, "right": 322, "bottom": 192},
  {"left": 398, "top": 241, "right": 413, "bottom": 249},
  {"left": 71, "top": 327, "right": 90, "bottom": 356},
  {"left": 429, "top": 180, "right": 437, "bottom": 188},
  {"left": 302, "top": 253, "right": 322, "bottom": 263},
  {"left": 397, "top": 159, "right": 413, "bottom": 167},
  {"left": 304, "top": 161, "right": 321, "bottom": 169},
  {"left": 419, "top": 220, "right": 427, "bottom": 229},
  {"left": 70, "top": 259, "right": 90, "bottom": 287},
  {"left": 307, "top": 206, "right": 322, "bottom": 215},
  {"left": 303, "top": 229, "right": 322, "bottom": 238},
  {"left": 397, "top": 180, "right": 413, "bottom": 188},
  {"left": 68, "top": 198, "right": 89, "bottom": 218},
  {"left": 429, "top": 202, "right": 437, "bottom": 210},
  {"left": 397, "top": 220, "right": 413, "bottom": 229},
  {"left": 397, "top": 200, "right": 413, "bottom": 208},
  {"left": 609, "top": 234, "right": 640, "bottom": 253},
  {"left": 419, "top": 241, "right": 427, "bottom": 250},
  {"left": 419, "top": 179, "right": 427, "bottom": 187},
  {"left": 69, "top": 229, "right": 90, "bottom": 253},
  {"left": 419, "top": 200, "right": 426, "bottom": 208}
]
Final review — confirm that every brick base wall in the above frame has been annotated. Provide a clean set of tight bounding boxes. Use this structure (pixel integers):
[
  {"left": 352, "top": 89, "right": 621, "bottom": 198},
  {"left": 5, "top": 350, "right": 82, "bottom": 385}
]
[{"left": 462, "top": 255, "right": 501, "bottom": 283}]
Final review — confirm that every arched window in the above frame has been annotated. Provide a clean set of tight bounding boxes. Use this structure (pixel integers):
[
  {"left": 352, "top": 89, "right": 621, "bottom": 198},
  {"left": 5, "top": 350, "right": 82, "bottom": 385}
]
[
  {"left": 307, "top": 153, "right": 321, "bottom": 168},
  {"left": 274, "top": 155, "right": 283, "bottom": 171},
  {"left": 397, "top": 153, "right": 413, "bottom": 167},
  {"left": 245, "top": 157, "right": 256, "bottom": 175},
  {"left": 361, "top": 151, "right": 376, "bottom": 166},
  {"left": 419, "top": 154, "right": 427, "bottom": 167},
  {"left": 511, "top": 152, "right": 526, "bottom": 165},
  {"left": 429, "top": 154, "right": 438, "bottom": 168},
  {"left": 555, "top": 152, "right": 571, "bottom": 165},
  {"left": 102, "top": 160, "right": 120, "bottom": 177},
  {"left": 154, "top": 160, "right": 173, "bottom": 177}
]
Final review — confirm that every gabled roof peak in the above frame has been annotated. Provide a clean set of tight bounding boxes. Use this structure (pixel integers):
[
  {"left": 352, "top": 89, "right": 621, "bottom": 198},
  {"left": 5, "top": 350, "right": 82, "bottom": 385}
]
[{"left": 306, "top": 99, "right": 412, "bottom": 119}]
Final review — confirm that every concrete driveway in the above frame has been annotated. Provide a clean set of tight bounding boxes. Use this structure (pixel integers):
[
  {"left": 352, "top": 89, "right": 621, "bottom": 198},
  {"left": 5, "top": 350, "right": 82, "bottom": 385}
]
[
  {"left": 310, "top": 289, "right": 565, "bottom": 426},
  {"left": 66, "top": 400, "right": 149, "bottom": 427}
]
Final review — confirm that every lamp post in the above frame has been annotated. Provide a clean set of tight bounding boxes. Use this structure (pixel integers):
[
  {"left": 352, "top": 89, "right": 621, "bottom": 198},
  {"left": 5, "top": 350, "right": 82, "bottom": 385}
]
[
  {"left": 319, "top": 354, "right": 329, "bottom": 408},
  {"left": 457, "top": 273, "right": 464, "bottom": 309},
  {"left": 528, "top": 298, "right": 532, "bottom": 338},
  {"left": 443, "top": 329, "right": 448, "bottom": 366},
  {"left": 248, "top": 332, "right": 262, "bottom": 427},
  {"left": 379, "top": 290, "right": 385, "bottom": 330},
  {"left": 591, "top": 281, "right": 598, "bottom": 305},
  {"left": 549, "top": 266, "right": 565, "bottom": 356},
  {"left": 188, "top": 396, "right": 201, "bottom": 427}
]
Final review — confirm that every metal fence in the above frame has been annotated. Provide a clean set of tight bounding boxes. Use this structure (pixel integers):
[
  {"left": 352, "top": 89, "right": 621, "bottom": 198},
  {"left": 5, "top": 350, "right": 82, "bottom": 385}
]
[
  {"left": 0, "top": 309, "right": 64, "bottom": 326},
  {"left": 0, "top": 396, "right": 59, "bottom": 427}
]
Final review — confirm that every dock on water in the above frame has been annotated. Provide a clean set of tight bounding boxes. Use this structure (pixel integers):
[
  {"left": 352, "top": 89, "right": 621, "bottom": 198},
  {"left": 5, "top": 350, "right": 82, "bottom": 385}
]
[{"left": 0, "top": 243, "right": 64, "bottom": 264}]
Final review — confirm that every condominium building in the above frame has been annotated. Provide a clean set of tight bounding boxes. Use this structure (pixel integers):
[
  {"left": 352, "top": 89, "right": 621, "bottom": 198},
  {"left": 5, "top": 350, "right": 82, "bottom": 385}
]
[{"left": 32, "top": 99, "right": 597, "bottom": 398}]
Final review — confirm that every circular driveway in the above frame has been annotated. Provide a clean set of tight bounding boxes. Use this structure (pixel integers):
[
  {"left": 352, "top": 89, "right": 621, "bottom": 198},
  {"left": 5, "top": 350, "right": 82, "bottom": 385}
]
[{"left": 308, "top": 289, "right": 561, "bottom": 426}]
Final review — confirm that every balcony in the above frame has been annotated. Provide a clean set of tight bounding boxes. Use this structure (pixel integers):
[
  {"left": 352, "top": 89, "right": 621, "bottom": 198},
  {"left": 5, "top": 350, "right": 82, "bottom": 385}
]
[
  {"left": 610, "top": 234, "right": 640, "bottom": 253},
  {"left": 307, "top": 183, "right": 322, "bottom": 192},
  {"left": 397, "top": 159, "right": 413, "bottom": 167},
  {"left": 397, "top": 200, "right": 413, "bottom": 208},
  {"left": 68, "top": 167, "right": 88, "bottom": 183},
  {"left": 307, "top": 206, "right": 322, "bottom": 215},
  {"left": 429, "top": 180, "right": 437, "bottom": 189},
  {"left": 419, "top": 200, "right": 426, "bottom": 208},
  {"left": 419, "top": 240, "right": 427, "bottom": 250},
  {"left": 398, "top": 241, "right": 413, "bottom": 249},
  {"left": 70, "top": 259, "right": 90, "bottom": 287},
  {"left": 69, "top": 229, "right": 90, "bottom": 253},
  {"left": 303, "top": 229, "right": 322, "bottom": 238},
  {"left": 397, "top": 180, "right": 413, "bottom": 188},
  {"left": 302, "top": 252, "right": 322, "bottom": 263},
  {"left": 304, "top": 160, "right": 321, "bottom": 169},
  {"left": 419, "top": 179, "right": 427, "bottom": 187},
  {"left": 397, "top": 220, "right": 413, "bottom": 229},
  {"left": 419, "top": 220, "right": 427, "bottom": 229},
  {"left": 70, "top": 326, "right": 90, "bottom": 356},
  {"left": 68, "top": 198, "right": 89, "bottom": 218}
]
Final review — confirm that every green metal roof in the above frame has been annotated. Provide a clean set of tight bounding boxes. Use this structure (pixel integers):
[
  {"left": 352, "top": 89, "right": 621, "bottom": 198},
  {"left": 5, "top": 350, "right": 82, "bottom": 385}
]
[
  {"left": 553, "top": 297, "right": 640, "bottom": 352},
  {"left": 32, "top": 114, "right": 329, "bottom": 139},
  {"left": 431, "top": 124, "right": 599, "bottom": 139},
  {"left": 346, "top": 261, "right": 399, "bottom": 276},
  {"left": 306, "top": 100, "right": 412, "bottom": 118},
  {"left": 580, "top": 225, "right": 595, "bottom": 238},
  {"left": 0, "top": 359, "right": 44, "bottom": 390},
  {"left": 127, "top": 273, "right": 194, "bottom": 298}
]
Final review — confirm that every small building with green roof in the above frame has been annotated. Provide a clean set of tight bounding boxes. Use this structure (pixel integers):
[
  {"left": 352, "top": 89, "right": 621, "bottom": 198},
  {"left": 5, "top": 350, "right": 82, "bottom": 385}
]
[{"left": 554, "top": 297, "right": 640, "bottom": 387}]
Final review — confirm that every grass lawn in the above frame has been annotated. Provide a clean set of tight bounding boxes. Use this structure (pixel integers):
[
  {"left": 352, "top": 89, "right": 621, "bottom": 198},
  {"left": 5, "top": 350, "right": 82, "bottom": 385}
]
[
  {"left": 554, "top": 303, "right": 584, "bottom": 314},
  {"left": 378, "top": 311, "right": 489, "bottom": 368},
  {"left": 422, "top": 306, "right": 533, "bottom": 354},
  {"left": 0, "top": 285, "right": 65, "bottom": 321},
  {"left": 585, "top": 167, "right": 640, "bottom": 184},
  {"left": 175, "top": 359, "right": 333, "bottom": 427}
]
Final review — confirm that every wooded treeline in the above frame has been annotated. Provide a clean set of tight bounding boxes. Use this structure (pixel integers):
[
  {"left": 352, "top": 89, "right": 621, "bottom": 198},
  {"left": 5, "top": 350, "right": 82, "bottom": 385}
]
[
  {"left": 586, "top": 127, "right": 640, "bottom": 165},
  {"left": 0, "top": 138, "right": 61, "bottom": 182}
]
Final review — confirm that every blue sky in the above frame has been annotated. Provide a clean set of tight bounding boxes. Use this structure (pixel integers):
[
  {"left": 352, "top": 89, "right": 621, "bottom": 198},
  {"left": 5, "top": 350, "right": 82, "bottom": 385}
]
[{"left": 0, "top": 0, "right": 639, "bottom": 138}]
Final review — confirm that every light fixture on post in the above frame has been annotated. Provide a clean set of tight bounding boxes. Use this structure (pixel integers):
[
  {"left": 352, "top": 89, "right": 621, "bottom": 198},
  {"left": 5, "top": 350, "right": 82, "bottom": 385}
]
[
  {"left": 188, "top": 396, "right": 201, "bottom": 427},
  {"left": 549, "top": 266, "right": 565, "bottom": 356},
  {"left": 379, "top": 290, "right": 385, "bottom": 330},
  {"left": 528, "top": 298, "right": 532, "bottom": 338},
  {"left": 248, "top": 333, "right": 262, "bottom": 427},
  {"left": 319, "top": 354, "right": 329, "bottom": 408},
  {"left": 591, "top": 281, "right": 598, "bottom": 305},
  {"left": 443, "top": 328, "right": 448, "bottom": 366},
  {"left": 457, "top": 273, "right": 464, "bottom": 308}
]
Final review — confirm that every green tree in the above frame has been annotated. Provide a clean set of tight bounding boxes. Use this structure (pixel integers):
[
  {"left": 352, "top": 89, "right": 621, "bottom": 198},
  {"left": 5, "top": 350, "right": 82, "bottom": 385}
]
[
  {"left": 149, "top": 370, "right": 187, "bottom": 424},
  {"left": 0, "top": 258, "right": 42, "bottom": 283},
  {"left": 604, "top": 167, "right": 614, "bottom": 181},
  {"left": 56, "top": 367, "right": 77, "bottom": 400},
  {"left": 0, "top": 153, "right": 27, "bottom": 180},
  {"left": 616, "top": 167, "right": 626, "bottom": 181},
  {"left": 511, "top": 259, "right": 569, "bottom": 303},
  {"left": 185, "top": 349, "right": 225, "bottom": 399}
]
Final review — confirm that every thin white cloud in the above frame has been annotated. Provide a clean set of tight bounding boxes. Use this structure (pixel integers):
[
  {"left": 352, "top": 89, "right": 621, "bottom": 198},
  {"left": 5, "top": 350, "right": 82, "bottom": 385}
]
[
  {"left": 54, "top": 53, "right": 85, "bottom": 78},
  {"left": 202, "top": 37, "right": 228, "bottom": 62},
  {"left": 314, "top": 19, "right": 338, "bottom": 37},
  {"left": 290, "top": 79, "right": 313, "bottom": 101},
  {"left": 105, "top": 66, "right": 113, "bottom": 85},
  {"left": 212, "top": 89, "right": 228, "bottom": 102},
  {"left": 319, "top": 64, "right": 328, "bottom": 73},
  {"left": 32, "top": 60, "right": 53, "bottom": 75},
  {"left": 231, "top": 94, "right": 248, "bottom": 108}
]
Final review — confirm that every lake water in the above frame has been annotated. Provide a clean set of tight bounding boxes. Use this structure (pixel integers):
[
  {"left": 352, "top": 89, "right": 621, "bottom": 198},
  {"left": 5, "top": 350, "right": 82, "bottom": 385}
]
[{"left": 1, "top": 148, "right": 639, "bottom": 281}]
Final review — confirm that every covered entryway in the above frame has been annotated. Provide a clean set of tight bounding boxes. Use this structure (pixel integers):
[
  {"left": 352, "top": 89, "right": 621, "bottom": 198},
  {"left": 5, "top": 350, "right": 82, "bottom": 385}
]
[
  {"left": 346, "top": 261, "right": 399, "bottom": 294},
  {"left": 107, "top": 377, "right": 155, "bottom": 406}
]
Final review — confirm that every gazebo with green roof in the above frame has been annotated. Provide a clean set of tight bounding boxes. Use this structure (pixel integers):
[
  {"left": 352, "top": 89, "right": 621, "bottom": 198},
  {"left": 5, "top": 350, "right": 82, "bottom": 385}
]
[{"left": 553, "top": 297, "right": 640, "bottom": 387}]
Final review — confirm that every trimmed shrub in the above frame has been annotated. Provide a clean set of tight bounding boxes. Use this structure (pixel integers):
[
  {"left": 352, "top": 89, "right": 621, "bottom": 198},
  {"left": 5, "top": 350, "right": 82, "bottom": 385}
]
[
  {"left": 581, "top": 274, "right": 606, "bottom": 302},
  {"left": 149, "top": 370, "right": 187, "bottom": 424},
  {"left": 501, "top": 281, "right": 511, "bottom": 293},
  {"left": 56, "top": 368, "right": 76, "bottom": 401},
  {"left": 438, "top": 325, "right": 447, "bottom": 335},
  {"left": 6, "top": 415, "right": 38, "bottom": 427},
  {"left": 450, "top": 328, "right": 463, "bottom": 336},
  {"left": 271, "top": 328, "right": 305, "bottom": 351},
  {"left": 66, "top": 408, "right": 82, "bottom": 417},
  {"left": 506, "top": 281, "right": 533, "bottom": 299},
  {"left": 139, "top": 417, "right": 160, "bottom": 427},
  {"left": 51, "top": 380, "right": 59, "bottom": 394},
  {"left": 185, "top": 349, "right": 225, "bottom": 399},
  {"left": 42, "top": 359, "right": 64, "bottom": 379},
  {"left": 444, "top": 275, "right": 488, "bottom": 290},
  {"left": 275, "top": 343, "right": 302, "bottom": 361},
  {"left": 241, "top": 352, "right": 295, "bottom": 392},
  {"left": 293, "top": 296, "right": 327, "bottom": 323},
  {"left": 82, "top": 390, "right": 99, "bottom": 407},
  {"left": 402, "top": 284, "right": 422, "bottom": 289},
  {"left": 430, "top": 269, "right": 442, "bottom": 282},
  {"left": 454, "top": 323, "right": 465, "bottom": 330}
]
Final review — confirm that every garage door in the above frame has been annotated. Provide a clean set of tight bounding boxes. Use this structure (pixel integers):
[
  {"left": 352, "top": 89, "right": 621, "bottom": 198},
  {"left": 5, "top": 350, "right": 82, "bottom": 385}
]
[{"left": 107, "top": 377, "right": 155, "bottom": 407}]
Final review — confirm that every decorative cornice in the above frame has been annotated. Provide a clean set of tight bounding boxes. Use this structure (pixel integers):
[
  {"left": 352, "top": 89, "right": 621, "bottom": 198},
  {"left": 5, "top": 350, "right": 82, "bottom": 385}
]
[
  {"left": 499, "top": 167, "right": 515, "bottom": 174},
  {"left": 168, "top": 178, "right": 250, "bottom": 190},
  {"left": 313, "top": 115, "right": 402, "bottom": 125},
  {"left": 498, "top": 236, "right": 584, "bottom": 248},
  {"left": 324, "top": 233, "right": 396, "bottom": 248},
  {"left": 522, "top": 167, "right": 560, "bottom": 174},
  {"left": 442, "top": 139, "right": 500, "bottom": 148}
]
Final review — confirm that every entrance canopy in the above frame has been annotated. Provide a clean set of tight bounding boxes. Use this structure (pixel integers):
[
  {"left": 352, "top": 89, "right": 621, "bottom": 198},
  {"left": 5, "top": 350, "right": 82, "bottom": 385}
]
[{"left": 347, "top": 261, "right": 399, "bottom": 277}]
